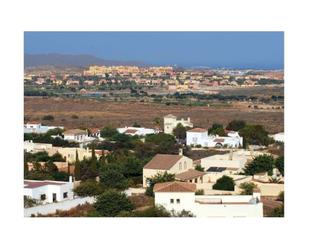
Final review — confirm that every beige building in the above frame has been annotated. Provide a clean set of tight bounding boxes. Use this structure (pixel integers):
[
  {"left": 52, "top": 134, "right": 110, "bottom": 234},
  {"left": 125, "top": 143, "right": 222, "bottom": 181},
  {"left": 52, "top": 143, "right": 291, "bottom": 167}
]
[
  {"left": 163, "top": 114, "right": 193, "bottom": 134},
  {"left": 143, "top": 152, "right": 194, "bottom": 187}
]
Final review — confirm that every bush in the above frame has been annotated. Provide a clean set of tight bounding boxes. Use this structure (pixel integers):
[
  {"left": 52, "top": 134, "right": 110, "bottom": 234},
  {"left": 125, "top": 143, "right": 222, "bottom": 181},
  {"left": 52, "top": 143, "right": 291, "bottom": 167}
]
[
  {"left": 213, "top": 175, "right": 235, "bottom": 191},
  {"left": 42, "top": 115, "right": 54, "bottom": 121},
  {"left": 74, "top": 180, "right": 105, "bottom": 197},
  {"left": 239, "top": 182, "right": 257, "bottom": 195},
  {"left": 226, "top": 120, "right": 246, "bottom": 131},
  {"left": 195, "top": 189, "right": 204, "bottom": 195},
  {"left": 94, "top": 190, "right": 134, "bottom": 217},
  {"left": 195, "top": 165, "right": 204, "bottom": 172},
  {"left": 277, "top": 191, "right": 284, "bottom": 202},
  {"left": 71, "top": 114, "right": 79, "bottom": 119},
  {"left": 275, "top": 156, "right": 284, "bottom": 176},
  {"left": 119, "top": 205, "right": 171, "bottom": 217}
]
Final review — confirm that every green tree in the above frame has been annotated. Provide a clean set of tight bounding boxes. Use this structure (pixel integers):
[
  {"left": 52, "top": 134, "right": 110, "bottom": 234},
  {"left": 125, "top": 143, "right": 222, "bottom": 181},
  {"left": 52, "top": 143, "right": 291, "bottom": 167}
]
[
  {"left": 239, "top": 182, "right": 257, "bottom": 195},
  {"left": 145, "top": 172, "right": 175, "bottom": 197},
  {"left": 195, "top": 165, "right": 204, "bottom": 172},
  {"left": 244, "top": 154, "right": 275, "bottom": 175},
  {"left": 270, "top": 205, "right": 284, "bottom": 217},
  {"left": 42, "top": 115, "right": 54, "bottom": 121},
  {"left": 74, "top": 180, "right": 105, "bottom": 197},
  {"left": 213, "top": 175, "right": 235, "bottom": 191},
  {"left": 74, "top": 150, "right": 81, "bottom": 180},
  {"left": 100, "top": 169, "right": 128, "bottom": 190},
  {"left": 208, "top": 123, "right": 226, "bottom": 136},
  {"left": 226, "top": 120, "right": 246, "bottom": 131},
  {"left": 239, "top": 124, "right": 271, "bottom": 146},
  {"left": 94, "top": 190, "right": 134, "bottom": 217},
  {"left": 173, "top": 123, "right": 187, "bottom": 140},
  {"left": 275, "top": 156, "right": 284, "bottom": 176},
  {"left": 100, "top": 126, "right": 118, "bottom": 139}
]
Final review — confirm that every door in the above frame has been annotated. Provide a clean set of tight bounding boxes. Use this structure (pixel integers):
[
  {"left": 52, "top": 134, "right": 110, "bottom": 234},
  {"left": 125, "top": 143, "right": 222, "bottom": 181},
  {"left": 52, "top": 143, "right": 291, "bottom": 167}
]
[{"left": 52, "top": 193, "right": 57, "bottom": 202}]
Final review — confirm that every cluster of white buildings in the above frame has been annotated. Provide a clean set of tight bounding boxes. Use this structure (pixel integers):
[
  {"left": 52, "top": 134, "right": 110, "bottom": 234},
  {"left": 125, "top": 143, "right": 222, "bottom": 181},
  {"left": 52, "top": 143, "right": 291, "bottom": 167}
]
[
  {"left": 24, "top": 122, "right": 64, "bottom": 134},
  {"left": 186, "top": 128, "right": 243, "bottom": 148}
]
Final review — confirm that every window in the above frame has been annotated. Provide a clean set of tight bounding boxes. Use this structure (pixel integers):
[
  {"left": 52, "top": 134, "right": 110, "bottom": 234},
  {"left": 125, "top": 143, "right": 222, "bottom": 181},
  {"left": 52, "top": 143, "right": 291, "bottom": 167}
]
[
  {"left": 176, "top": 199, "right": 180, "bottom": 204},
  {"left": 170, "top": 199, "right": 174, "bottom": 204},
  {"left": 40, "top": 194, "right": 46, "bottom": 201},
  {"left": 194, "top": 178, "right": 198, "bottom": 183},
  {"left": 63, "top": 192, "right": 68, "bottom": 199}
]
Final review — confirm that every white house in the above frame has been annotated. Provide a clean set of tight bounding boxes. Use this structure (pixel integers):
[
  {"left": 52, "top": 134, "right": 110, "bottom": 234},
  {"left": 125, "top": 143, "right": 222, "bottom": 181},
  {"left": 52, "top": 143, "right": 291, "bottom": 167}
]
[
  {"left": 24, "top": 140, "right": 53, "bottom": 153},
  {"left": 200, "top": 149, "right": 267, "bottom": 173},
  {"left": 63, "top": 129, "right": 94, "bottom": 143},
  {"left": 154, "top": 181, "right": 263, "bottom": 217},
  {"left": 186, "top": 128, "right": 243, "bottom": 148},
  {"left": 117, "top": 126, "right": 159, "bottom": 136},
  {"left": 269, "top": 132, "right": 284, "bottom": 143},
  {"left": 24, "top": 122, "right": 64, "bottom": 134},
  {"left": 164, "top": 114, "right": 193, "bottom": 134},
  {"left": 24, "top": 178, "right": 74, "bottom": 203},
  {"left": 143, "top": 150, "right": 194, "bottom": 187}
]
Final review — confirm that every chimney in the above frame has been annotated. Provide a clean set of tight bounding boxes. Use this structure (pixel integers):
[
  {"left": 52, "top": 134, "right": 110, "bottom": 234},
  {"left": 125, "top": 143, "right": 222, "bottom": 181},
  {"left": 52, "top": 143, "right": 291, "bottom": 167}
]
[{"left": 179, "top": 148, "right": 183, "bottom": 156}]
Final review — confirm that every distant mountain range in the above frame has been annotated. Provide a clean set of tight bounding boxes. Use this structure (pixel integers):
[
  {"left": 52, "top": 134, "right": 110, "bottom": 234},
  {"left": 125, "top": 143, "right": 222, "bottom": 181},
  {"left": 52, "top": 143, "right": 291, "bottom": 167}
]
[{"left": 24, "top": 53, "right": 148, "bottom": 68}]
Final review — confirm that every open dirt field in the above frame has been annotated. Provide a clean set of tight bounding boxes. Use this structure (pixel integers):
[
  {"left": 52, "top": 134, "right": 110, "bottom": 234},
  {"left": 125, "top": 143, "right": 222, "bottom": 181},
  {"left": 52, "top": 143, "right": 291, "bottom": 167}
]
[{"left": 24, "top": 97, "right": 284, "bottom": 133}]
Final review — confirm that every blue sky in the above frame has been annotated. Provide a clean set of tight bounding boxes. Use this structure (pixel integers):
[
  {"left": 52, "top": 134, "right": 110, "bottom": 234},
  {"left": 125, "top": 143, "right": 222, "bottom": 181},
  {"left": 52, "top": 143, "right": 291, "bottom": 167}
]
[{"left": 24, "top": 32, "right": 284, "bottom": 69}]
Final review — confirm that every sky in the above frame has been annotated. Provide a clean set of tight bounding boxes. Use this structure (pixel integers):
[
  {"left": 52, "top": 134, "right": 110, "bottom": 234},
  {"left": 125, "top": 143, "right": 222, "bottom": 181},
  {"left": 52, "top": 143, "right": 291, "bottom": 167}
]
[{"left": 24, "top": 32, "right": 284, "bottom": 69}]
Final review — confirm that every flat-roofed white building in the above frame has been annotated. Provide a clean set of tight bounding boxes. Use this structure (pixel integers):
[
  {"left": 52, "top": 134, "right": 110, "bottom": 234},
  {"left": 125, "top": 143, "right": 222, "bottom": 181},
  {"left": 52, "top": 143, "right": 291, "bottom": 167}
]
[
  {"left": 154, "top": 181, "right": 263, "bottom": 217},
  {"left": 164, "top": 114, "right": 193, "bottom": 134},
  {"left": 24, "top": 140, "right": 53, "bottom": 152},
  {"left": 24, "top": 122, "right": 64, "bottom": 134},
  {"left": 24, "top": 178, "right": 74, "bottom": 203},
  {"left": 63, "top": 129, "right": 94, "bottom": 143},
  {"left": 117, "top": 126, "right": 159, "bottom": 136}
]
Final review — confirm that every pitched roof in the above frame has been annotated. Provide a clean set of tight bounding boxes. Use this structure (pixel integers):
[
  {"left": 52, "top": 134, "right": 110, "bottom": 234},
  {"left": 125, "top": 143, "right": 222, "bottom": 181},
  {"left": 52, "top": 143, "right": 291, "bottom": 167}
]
[
  {"left": 143, "top": 154, "right": 182, "bottom": 170},
  {"left": 153, "top": 181, "right": 196, "bottom": 193},
  {"left": 63, "top": 129, "right": 87, "bottom": 135},
  {"left": 175, "top": 169, "right": 206, "bottom": 181},
  {"left": 187, "top": 128, "right": 208, "bottom": 133}
]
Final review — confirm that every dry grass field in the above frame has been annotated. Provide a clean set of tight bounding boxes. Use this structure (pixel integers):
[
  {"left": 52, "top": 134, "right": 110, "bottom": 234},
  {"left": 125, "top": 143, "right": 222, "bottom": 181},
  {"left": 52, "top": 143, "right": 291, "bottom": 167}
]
[{"left": 24, "top": 97, "right": 284, "bottom": 133}]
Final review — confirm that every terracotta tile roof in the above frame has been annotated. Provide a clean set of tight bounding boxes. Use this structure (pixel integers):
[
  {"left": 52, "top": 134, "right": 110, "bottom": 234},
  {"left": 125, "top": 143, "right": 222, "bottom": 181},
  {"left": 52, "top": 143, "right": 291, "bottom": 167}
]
[
  {"left": 187, "top": 128, "right": 208, "bottom": 133},
  {"left": 153, "top": 181, "right": 196, "bottom": 193},
  {"left": 213, "top": 138, "right": 225, "bottom": 143},
  {"left": 124, "top": 129, "right": 138, "bottom": 134},
  {"left": 175, "top": 169, "right": 206, "bottom": 181},
  {"left": 24, "top": 180, "right": 65, "bottom": 189},
  {"left": 143, "top": 154, "right": 182, "bottom": 170},
  {"left": 63, "top": 129, "right": 87, "bottom": 136}
]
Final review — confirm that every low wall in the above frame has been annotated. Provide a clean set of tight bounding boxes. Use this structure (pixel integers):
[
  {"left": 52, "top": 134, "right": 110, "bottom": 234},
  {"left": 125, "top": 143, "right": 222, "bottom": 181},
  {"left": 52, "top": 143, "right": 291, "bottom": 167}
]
[{"left": 24, "top": 196, "right": 95, "bottom": 217}]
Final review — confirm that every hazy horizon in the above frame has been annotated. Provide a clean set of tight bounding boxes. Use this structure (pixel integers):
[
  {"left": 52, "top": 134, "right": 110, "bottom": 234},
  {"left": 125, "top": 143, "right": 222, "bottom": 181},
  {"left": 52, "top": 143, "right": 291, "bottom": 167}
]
[{"left": 24, "top": 32, "right": 284, "bottom": 69}]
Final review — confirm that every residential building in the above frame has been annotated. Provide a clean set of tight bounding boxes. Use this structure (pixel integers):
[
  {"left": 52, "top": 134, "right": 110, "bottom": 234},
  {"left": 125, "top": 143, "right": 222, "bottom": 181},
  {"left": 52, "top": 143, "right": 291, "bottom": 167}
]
[
  {"left": 200, "top": 149, "right": 267, "bottom": 172},
  {"left": 24, "top": 122, "right": 64, "bottom": 134},
  {"left": 24, "top": 178, "right": 74, "bottom": 203},
  {"left": 24, "top": 140, "right": 53, "bottom": 153},
  {"left": 175, "top": 169, "right": 206, "bottom": 184},
  {"left": 117, "top": 126, "right": 159, "bottom": 136},
  {"left": 63, "top": 129, "right": 93, "bottom": 143},
  {"left": 164, "top": 114, "right": 193, "bottom": 134},
  {"left": 154, "top": 181, "right": 263, "bottom": 217},
  {"left": 142, "top": 150, "right": 194, "bottom": 187},
  {"left": 186, "top": 128, "right": 243, "bottom": 148}
]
